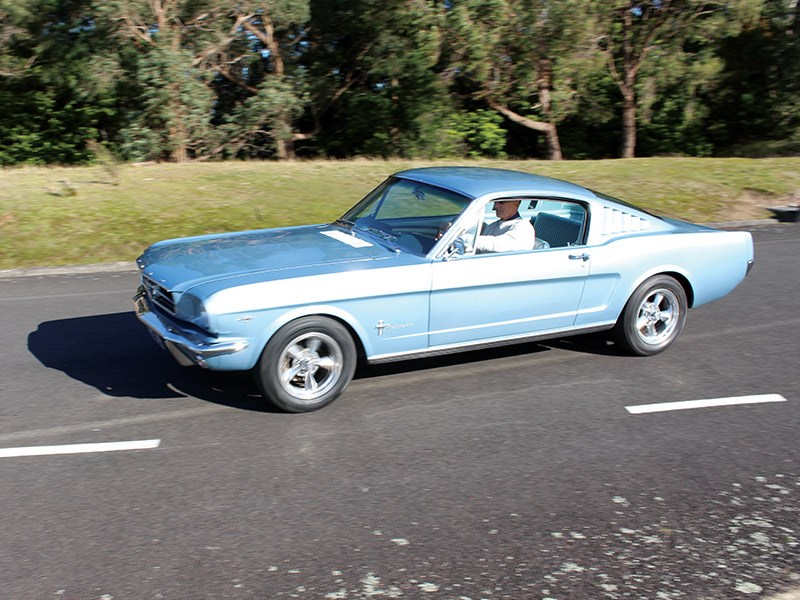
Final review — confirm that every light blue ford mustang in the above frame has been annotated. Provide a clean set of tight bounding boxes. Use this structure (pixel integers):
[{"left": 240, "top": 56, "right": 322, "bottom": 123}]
[{"left": 134, "top": 167, "right": 754, "bottom": 412}]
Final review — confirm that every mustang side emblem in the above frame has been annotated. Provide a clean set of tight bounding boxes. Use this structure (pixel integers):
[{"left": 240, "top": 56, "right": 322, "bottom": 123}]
[{"left": 375, "top": 320, "right": 413, "bottom": 336}]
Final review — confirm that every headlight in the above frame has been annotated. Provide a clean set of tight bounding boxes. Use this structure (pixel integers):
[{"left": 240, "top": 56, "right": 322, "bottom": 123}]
[{"left": 176, "top": 293, "right": 211, "bottom": 331}]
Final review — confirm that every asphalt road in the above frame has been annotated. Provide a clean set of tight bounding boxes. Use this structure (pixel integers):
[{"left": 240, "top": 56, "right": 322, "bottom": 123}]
[{"left": 1, "top": 224, "right": 798, "bottom": 600}]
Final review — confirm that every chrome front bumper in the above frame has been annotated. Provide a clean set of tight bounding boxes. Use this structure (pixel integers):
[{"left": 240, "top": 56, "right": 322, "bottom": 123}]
[{"left": 133, "top": 287, "right": 248, "bottom": 368}]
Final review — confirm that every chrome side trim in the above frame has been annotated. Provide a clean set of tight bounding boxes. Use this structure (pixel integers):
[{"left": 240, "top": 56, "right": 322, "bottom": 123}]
[{"left": 367, "top": 322, "right": 616, "bottom": 364}]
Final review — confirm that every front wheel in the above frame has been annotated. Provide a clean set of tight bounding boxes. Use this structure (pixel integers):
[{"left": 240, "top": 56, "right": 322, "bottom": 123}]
[
  {"left": 615, "top": 275, "right": 688, "bottom": 356},
  {"left": 256, "top": 316, "right": 356, "bottom": 412}
]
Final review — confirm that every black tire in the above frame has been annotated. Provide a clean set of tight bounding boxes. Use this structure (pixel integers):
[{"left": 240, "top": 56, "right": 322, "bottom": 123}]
[
  {"left": 615, "top": 275, "right": 688, "bottom": 356},
  {"left": 256, "top": 316, "right": 356, "bottom": 412}
]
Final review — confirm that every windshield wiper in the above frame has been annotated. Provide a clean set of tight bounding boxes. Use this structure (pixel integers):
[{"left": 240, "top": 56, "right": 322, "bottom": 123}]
[
  {"left": 364, "top": 226, "right": 396, "bottom": 241},
  {"left": 333, "top": 218, "right": 355, "bottom": 230},
  {"left": 363, "top": 226, "right": 401, "bottom": 252},
  {"left": 334, "top": 219, "right": 400, "bottom": 251}
]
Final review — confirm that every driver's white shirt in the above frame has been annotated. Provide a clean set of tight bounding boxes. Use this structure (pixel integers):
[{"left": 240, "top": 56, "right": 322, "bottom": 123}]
[{"left": 475, "top": 216, "right": 536, "bottom": 253}]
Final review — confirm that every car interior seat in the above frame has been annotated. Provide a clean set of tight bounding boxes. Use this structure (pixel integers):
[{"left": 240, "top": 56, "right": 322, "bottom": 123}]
[{"left": 531, "top": 213, "right": 584, "bottom": 248}]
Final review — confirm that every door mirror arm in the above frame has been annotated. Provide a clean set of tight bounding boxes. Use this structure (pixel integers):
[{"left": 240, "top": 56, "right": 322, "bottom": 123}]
[{"left": 443, "top": 237, "right": 467, "bottom": 261}]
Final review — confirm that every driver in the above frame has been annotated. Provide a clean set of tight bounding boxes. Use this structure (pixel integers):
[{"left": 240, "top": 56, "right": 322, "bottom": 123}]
[{"left": 475, "top": 199, "right": 536, "bottom": 253}]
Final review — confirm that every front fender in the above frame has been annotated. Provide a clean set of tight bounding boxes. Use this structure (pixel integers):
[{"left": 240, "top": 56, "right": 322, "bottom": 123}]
[{"left": 265, "top": 304, "right": 375, "bottom": 357}]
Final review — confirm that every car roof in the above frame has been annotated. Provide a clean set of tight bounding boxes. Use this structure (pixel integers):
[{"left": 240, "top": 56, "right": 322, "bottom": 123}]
[{"left": 394, "top": 166, "right": 597, "bottom": 201}]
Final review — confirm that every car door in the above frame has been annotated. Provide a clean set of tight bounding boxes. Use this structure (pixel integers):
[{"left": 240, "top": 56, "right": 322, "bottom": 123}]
[{"left": 428, "top": 245, "right": 591, "bottom": 348}]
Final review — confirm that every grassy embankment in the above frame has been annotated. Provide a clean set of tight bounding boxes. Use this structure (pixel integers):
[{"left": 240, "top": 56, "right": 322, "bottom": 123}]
[{"left": 1, "top": 157, "right": 798, "bottom": 270}]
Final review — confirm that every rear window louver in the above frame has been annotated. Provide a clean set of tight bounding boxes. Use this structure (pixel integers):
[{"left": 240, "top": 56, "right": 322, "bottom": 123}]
[{"left": 600, "top": 207, "right": 651, "bottom": 236}]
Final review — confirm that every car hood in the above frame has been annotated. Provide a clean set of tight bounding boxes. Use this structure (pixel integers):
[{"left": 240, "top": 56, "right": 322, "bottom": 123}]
[{"left": 138, "top": 224, "right": 396, "bottom": 292}]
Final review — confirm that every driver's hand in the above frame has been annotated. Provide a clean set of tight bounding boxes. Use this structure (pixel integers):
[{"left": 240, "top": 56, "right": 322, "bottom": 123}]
[{"left": 435, "top": 221, "right": 452, "bottom": 240}]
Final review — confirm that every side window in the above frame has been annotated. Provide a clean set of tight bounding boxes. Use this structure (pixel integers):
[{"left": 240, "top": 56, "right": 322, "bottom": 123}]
[
  {"left": 457, "top": 197, "right": 588, "bottom": 256},
  {"left": 472, "top": 198, "right": 538, "bottom": 255},
  {"left": 530, "top": 200, "right": 587, "bottom": 248},
  {"left": 481, "top": 199, "right": 537, "bottom": 227}
]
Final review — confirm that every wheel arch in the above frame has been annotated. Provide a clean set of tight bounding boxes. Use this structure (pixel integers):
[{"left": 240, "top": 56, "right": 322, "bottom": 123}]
[
  {"left": 660, "top": 270, "right": 695, "bottom": 308},
  {"left": 614, "top": 270, "right": 691, "bottom": 356},
  {"left": 254, "top": 310, "right": 362, "bottom": 412},
  {"left": 623, "top": 268, "right": 695, "bottom": 313},
  {"left": 264, "top": 305, "right": 370, "bottom": 362}
]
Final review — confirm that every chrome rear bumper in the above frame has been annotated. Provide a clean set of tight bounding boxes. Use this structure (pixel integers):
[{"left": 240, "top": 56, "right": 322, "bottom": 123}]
[{"left": 133, "top": 288, "right": 248, "bottom": 368}]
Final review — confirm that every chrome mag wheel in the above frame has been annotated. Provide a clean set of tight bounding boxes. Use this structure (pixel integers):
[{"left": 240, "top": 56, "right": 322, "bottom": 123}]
[
  {"left": 278, "top": 331, "right": 344, "bottom": 401},
  {"left": 257, "top": 316, "right": 357, "bottom": 413},
  {"left": 634, "top": 288, "right": 681, "bottom": 347},
  {"left": 616, "top": 275, "right": 688, "bottom": 356}
]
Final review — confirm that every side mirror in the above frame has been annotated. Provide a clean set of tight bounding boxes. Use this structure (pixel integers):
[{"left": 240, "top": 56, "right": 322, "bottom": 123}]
[{"left": 445, "top": 237, "right": 467, "bottom": 260}]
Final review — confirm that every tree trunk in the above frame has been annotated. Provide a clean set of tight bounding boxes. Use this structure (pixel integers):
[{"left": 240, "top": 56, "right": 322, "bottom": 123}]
[
  {"left": 620, "top": 85, "right": 636, "bottom": 158},
  {"left": 488, "top": 100, "right": 563, "bottom": 160},
  {"left": 241, "top": 13, "right": 294, "bottom": 160},
  {"left": 168, "top": 30, "right": 189, "bottom": 163},
  {"left": 544, "top": 126, "right": 563, "bottom": 161},
  {"left": 275, "top": 137, "right": 294, "bottom": 159},
  {"left": 536, "top": 61, "right": 563, "bottom": 160}
]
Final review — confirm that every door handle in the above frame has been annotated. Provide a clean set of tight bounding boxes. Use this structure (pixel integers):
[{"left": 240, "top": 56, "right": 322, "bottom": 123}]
[{"left": 568, "top": 253, "right": 590, "bottom": 261}]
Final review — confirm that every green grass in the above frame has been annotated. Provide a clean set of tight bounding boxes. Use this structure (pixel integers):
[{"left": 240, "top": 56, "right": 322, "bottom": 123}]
[{"left": 1, "top": 157, "right": 798, "bottom": 270}]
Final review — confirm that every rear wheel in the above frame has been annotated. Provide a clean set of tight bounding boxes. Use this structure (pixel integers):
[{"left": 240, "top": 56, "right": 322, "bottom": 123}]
[
  {"left": 615, "top": 275, "right": 687, "bottom": 356},
  {"left": 256, "top": 316, "right": 356, "bottom": 412}
]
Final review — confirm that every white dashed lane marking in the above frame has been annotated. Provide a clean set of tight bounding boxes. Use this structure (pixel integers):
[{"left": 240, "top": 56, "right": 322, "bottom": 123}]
[
  {"left": 626, "top": 393, "right": 787, "bottom": 414},
  {"left": 0, "top": 438, "right": 161, "bottom": 458}
]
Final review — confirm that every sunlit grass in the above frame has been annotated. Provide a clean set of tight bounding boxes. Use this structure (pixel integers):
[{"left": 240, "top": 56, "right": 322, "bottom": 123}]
[{"left": 1, "top": 157, "right": 798, "bottom": 269}]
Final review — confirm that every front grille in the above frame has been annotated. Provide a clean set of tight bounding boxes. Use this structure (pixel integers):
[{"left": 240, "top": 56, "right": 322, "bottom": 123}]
[{"left": 142, "top": 275, "right": 176, "bottom": 315}]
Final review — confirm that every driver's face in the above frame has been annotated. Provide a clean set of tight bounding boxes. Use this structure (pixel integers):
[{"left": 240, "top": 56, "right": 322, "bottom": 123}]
[{"left": 493, "top": 200, "right": 521, "bottom": 221}]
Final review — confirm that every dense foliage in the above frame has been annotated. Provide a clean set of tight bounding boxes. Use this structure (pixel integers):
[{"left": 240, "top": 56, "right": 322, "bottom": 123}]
[{"left": 0, "top": 0, "right": 798, "bottom": 164}]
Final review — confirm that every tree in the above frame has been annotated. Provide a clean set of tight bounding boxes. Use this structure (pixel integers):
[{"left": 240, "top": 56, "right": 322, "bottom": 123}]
[
  {"left": 1, "top": 0, "right": 796, "bottom": 164},
  {"left": 99, "top": 0, "right": 219, "bottom": 161},
  {"left": 441, "top": 0, "right": 593, "bottom": 160},
  {"left": 634, "top": 44, "right": 721, "bottom": 156},
  {"left": 590, "top": 0, "right": 763, "bottom": 158},
  {"left": 0, "top": 0, "right": 119, "bottom": 165},
  {"left": 98, "top": 0, "right": 309, "bottom": 161},
  {"left": 222, "top": 0, "right": 310, "bottom": 159},
  {"left": 705, "top": 0, "right": 800, "bottom": 154},
  {"left": 306, "top": 0, "right": 449, "bottom": 158},
  {"left": 0, "top": 2, "right": 33, "bottom": 78}
]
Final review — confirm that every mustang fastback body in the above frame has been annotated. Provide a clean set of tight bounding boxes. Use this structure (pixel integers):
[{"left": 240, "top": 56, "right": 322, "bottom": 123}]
[{"left": 135, "top": 167, "right": 754, "bottom": 411}]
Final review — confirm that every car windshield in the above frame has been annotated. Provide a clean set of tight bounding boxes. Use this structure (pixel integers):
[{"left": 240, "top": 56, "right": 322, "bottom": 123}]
[{"left": 337, "top": 177, "right": 471, "bottom": 255}]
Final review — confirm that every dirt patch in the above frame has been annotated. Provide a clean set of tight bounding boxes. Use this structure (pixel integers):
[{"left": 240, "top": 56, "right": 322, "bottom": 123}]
[{"left": 729, "top": 189, "right": 798, "bottom": 221}]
